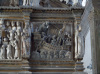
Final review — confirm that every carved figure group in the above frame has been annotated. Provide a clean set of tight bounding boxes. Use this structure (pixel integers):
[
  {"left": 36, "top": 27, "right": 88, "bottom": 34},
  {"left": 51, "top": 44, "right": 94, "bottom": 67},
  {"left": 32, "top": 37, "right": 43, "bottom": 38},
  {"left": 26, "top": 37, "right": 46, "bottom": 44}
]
[
  {"left": 31, "top": 50, "right": 71, "bottom": 60},
  {"left": 21, "top": 21, "right": 31, "bottom": 56},
  {"left": 0, "top": 21, "right": 22, "bottom": 59},
  {"left": 34, "top": 22, "right": 72, "bottom": 53},
  {"left": 39, "top": 32, "right": 71, "bottom": 47}
]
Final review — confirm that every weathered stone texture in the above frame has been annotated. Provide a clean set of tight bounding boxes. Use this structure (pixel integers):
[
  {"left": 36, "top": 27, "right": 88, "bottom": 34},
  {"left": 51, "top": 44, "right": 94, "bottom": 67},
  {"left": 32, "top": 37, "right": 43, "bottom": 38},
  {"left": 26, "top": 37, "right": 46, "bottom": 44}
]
[{"left": 0, "top": 0, "right": 10, "bottom": 6}]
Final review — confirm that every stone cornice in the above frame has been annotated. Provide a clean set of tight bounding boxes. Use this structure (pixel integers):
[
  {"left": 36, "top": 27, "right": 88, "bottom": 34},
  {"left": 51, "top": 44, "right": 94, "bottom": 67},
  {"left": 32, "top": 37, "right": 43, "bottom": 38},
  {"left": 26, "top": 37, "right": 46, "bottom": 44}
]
[{"left": 0, "top": 6, "right": 84, "bottom": 11}]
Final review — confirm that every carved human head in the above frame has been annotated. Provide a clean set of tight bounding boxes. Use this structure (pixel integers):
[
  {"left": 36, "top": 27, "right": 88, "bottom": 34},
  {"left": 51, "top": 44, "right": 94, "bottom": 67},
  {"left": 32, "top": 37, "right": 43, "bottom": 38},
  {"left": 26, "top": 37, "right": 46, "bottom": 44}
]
[
  {"left": 11, "top": 21, "right": 15, "bottom": 27},
  {"left": 25, "top": 22, "right": 29, "bottom": 29},
  {"left": 78, "top": 25, "right": 82, "bottom": 32},
  {"left": 6, "top": 21, "right": 10, "bottom": 26},
  {"left": 3, "top": 37, "right": 8, "bottom": 42},
  {"left": 17, "top": 21, "right": 20, "bottom": 26}
]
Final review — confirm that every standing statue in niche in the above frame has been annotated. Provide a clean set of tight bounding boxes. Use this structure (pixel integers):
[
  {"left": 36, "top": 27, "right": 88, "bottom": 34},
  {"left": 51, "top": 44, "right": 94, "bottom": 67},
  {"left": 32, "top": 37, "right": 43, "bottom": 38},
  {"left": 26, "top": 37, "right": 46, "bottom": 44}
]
[
  {"left": 22, "top": 22, "right": 31, "bottom": 56},
  {"left": 75, "top": 25, "right": 83, "bottom": 59},
  {"left": 77, "top": 34, "right": 85, "bottom": 59},
  {"left": 10, "top": 0, "right": 19, "bottom": 6},
  {"left": 77, "top": 36, "right": 82, "bottom": 58},
  {"left": 23, "top": 0, "right": 31, "bottom": 6},
  {"left": 6, "top": 43, "right": 12, "bottom": 59},
  {"left": 75, "top": 25, "right": 79, "bottom": 59},
  {"left": 0, "top": 45, "right": 6, "bottom": 59}
]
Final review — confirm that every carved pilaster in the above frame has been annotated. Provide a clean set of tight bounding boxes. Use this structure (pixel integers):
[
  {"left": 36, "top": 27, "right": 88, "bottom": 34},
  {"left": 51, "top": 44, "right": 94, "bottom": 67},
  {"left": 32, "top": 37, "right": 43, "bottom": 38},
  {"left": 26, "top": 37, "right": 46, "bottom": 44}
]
[{"left": 91, "top": 1, "right": 100, "bottom": 73}]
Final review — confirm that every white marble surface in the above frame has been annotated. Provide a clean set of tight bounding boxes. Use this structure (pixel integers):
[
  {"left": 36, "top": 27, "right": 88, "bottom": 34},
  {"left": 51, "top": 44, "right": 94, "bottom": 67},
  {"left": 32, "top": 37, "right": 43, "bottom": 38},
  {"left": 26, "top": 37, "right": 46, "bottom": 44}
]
[
  {"left": 82, "top": 30, "right": 92, "bottom": 74},
  {"left": 32, "top": 0, "right": 40, "bottom": 7},
  {"left": 60, "top": 0, "right": 86, "bottom": 6}
]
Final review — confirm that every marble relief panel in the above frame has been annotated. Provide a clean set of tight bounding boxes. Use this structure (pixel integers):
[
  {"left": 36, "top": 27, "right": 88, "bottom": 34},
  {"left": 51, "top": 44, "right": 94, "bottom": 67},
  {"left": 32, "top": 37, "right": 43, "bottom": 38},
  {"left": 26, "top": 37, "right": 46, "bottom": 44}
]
[{"left": 31, "top": 22, "right": 73, "bottom": 61}]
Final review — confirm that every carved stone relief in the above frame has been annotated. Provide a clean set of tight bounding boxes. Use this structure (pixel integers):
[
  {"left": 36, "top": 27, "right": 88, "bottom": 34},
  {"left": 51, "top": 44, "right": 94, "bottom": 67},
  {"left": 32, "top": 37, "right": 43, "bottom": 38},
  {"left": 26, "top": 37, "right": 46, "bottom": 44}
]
[
  {"left": 0, "top": 19, "right": 31, "bottom": 60},
  {"left": 31, "top": 22, "right": 73, "bottom": 61},
  {"left": 0, "top": 20, "right": 84, "bottom": 61},
  {"left": 75, "top": 24, "right": 84, "bottom": 59},
  {"left": 10, "top": 0, "right": 19, "bottom": 6}
]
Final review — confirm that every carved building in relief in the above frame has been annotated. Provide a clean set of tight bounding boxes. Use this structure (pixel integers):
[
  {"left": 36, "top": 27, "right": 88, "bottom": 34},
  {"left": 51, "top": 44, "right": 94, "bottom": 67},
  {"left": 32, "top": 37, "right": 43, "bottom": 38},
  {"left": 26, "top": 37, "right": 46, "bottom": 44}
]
[{"left": 0, "top": 0, "right": 87, "bottom": 74}]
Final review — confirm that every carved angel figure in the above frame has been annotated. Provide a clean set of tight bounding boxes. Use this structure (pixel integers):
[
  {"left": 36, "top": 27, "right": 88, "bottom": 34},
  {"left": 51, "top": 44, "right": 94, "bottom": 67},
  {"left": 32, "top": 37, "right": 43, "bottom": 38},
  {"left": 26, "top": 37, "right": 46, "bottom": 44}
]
[{"left": 75, "top": 25, "right": 83, "bottom": 59}]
